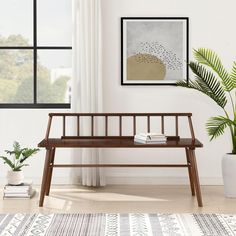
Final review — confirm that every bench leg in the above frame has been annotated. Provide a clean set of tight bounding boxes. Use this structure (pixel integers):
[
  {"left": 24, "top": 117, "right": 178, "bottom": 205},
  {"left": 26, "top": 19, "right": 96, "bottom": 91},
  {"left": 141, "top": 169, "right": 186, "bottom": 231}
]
[
  {"left": 185, "top": 148, "right": 195, "bottom": 196},
  {"left": 39, "top": 148, "right": 51, "bottom": 207},
  {"left": 189, "top": 148, "right": 203, "bottom": 207},
  {"left": 45, "top": 148, "right": 56, "bottom": 196}
]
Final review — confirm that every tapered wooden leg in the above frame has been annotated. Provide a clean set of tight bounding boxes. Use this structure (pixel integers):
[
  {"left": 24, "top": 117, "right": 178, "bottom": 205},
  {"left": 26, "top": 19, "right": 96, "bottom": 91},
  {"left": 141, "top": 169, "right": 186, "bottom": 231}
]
[
  {"left": 189, "top": 148, "right": 203, "bottom": 207},
  {"left": 39, "top": 148, "right": 51, "bottom": 207},
  {"left": 45, "top": 148, "right": 56, "bottom": 196},
  {"left": 185, "top": 148, "right": 195, "bottom": 196}
]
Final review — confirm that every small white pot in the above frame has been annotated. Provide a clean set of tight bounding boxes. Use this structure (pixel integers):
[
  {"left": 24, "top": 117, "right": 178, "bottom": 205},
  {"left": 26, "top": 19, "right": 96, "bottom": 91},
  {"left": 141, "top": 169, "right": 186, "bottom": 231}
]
[
  {"left": 7, "top": 170, "right": 24, "bottom": 185},
  {"left": 222, "top": 153, "right": 236, "bottom": 198}
]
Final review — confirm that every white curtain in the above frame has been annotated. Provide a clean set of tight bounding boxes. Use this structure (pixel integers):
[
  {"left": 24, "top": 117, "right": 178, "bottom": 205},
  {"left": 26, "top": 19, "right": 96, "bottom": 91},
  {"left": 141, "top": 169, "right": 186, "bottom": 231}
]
[{"left": 72, "top": 0, "right": 105, "bottom": 186}]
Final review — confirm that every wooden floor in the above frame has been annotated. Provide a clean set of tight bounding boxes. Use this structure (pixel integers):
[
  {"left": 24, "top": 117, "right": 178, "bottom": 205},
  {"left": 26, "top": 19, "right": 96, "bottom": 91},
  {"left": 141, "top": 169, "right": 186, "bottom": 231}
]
[{"left": 1, "top": 185, "right": 236, "bottom": 214}]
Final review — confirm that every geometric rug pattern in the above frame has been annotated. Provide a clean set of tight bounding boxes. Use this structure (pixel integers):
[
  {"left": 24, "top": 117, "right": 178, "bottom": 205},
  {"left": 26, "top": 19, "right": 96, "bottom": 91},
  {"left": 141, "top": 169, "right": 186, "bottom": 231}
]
[{"left": 0, "top": 213, "right": 236, "bottom": 236}]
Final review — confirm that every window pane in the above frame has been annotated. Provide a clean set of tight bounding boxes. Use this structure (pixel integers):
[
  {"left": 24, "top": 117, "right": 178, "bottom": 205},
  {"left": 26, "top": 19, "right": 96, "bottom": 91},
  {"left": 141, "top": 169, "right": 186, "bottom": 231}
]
[
  {"left": 38, "top": 0, "right": 72, "bottom": 46},
  {"left": 37, "top": 50, "right": 72, "bottom": 103},
  {"left": 0, "top": 50, "right": 33, "bottom": 103},
  {"left": 0, "top": 0, "right": 33, "bottom": 46}
]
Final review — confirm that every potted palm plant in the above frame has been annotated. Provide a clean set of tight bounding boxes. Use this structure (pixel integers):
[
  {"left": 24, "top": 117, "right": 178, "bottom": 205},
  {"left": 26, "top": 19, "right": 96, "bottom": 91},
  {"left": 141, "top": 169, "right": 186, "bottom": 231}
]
[
  {"left": 177, "top": 48, "right": 236, "bottom": 197},
  {"left": 0, "top": 141, "right": 39, "bottom": 185}
]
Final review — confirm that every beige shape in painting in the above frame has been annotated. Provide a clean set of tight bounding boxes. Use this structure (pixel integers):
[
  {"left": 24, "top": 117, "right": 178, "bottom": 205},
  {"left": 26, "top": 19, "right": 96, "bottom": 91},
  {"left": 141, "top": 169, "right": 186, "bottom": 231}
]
[{"left": 127, "top": 53, "right": 166, "bottom": 80}]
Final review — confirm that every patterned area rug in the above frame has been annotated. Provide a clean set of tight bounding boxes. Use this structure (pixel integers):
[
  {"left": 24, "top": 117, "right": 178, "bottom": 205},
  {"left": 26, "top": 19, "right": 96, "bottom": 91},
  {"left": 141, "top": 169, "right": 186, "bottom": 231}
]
[{"left": 0, "top": 213, "right": 236, "bottom": 236}]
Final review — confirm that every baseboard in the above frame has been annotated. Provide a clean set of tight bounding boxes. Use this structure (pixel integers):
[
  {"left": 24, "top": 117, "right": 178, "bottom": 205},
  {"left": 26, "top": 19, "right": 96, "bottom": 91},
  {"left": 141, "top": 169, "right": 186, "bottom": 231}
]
[
  {"left": 105, "top": 176, "right": 224, "bottom": 185},
  {"left": 0, "top": 176, "right": 223, "bottom": 186},
  {"left": 0, "top": 176, "right": 79, "bottom": 186}
]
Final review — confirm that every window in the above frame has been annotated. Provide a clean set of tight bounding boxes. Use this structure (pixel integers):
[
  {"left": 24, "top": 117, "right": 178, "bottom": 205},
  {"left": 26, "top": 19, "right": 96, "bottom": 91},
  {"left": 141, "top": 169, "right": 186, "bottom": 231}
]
[{"left": 0, "top": 0, "right": 72, "bottom": 108}]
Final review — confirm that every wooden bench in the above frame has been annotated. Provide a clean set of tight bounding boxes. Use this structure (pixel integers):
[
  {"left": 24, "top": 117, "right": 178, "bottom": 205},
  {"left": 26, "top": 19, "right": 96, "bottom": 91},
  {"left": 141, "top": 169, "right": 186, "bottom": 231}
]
[{"left": 38, "top": 113, "right": 203, "bottom": 207}]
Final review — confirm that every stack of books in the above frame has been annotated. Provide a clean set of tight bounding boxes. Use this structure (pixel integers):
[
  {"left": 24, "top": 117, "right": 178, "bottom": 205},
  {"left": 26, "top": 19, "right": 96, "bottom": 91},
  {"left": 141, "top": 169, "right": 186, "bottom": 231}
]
[
  {"left": 134, "top": 133, "right": 167, "bottom": 144},
  {"left": 3, "top": 182, "right": 36, "bottom": 199}
]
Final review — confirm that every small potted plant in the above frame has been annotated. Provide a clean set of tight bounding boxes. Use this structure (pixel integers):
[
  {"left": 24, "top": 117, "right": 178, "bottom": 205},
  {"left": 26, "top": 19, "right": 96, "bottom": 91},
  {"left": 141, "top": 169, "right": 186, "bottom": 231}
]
[
  {"left": 0, "top": 141, "right": 39, "bottom": 185},
  {"left": 177, "top": 48, "right": 236, "bottom": 197}
]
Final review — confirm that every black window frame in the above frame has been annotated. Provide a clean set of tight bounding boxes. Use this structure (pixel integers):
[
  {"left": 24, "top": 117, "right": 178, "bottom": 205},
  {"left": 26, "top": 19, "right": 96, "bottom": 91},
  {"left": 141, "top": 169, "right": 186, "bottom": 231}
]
[{"left": 0, "top": 0, "right": 72, "bottom": 109}]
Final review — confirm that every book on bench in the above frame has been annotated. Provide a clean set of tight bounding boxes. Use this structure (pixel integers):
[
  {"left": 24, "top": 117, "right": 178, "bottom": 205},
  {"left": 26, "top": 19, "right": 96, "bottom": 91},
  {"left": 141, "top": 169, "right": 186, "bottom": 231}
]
[{"left": 134, "top": 133, "right": 167, "bottom": 144}]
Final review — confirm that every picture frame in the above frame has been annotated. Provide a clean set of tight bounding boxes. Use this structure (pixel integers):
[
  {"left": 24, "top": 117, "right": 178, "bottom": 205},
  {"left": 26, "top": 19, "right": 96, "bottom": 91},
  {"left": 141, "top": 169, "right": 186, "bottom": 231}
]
[{"left": 121, "top": 17, "right": 189, "bottom": 85}]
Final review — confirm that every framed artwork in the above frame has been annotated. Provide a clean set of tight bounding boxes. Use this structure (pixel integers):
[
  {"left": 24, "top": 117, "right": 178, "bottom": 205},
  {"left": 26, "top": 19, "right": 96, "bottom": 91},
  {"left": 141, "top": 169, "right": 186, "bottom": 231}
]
[{"left": 121, "top": 17, "right": 189, "bottom": 85}]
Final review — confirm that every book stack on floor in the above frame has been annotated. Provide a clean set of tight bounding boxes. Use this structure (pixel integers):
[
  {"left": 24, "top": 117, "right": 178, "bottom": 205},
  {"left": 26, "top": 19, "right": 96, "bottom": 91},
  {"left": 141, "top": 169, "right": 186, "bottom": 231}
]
[
  {"left": 134, "top": 133, "right": 167, "bottom": 144},
  {"left": 3, "top": 182, "right": 36, "bottom": 199}
]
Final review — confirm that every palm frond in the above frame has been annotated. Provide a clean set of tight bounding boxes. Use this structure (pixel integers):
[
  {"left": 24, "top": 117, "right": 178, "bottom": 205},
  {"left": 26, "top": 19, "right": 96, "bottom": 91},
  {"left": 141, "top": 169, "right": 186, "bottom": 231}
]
[
  {"left": 13, "top": 141, "right": 21, "bottom": 152},
  {"left": 20, "top": 148, "right": 39, "bottom": 163},
  {"left": 194, "top": 48, "right": 233, "bottom": 91},
  {"left": 5, "top": 141, "right": 26, "bottom": 160},
  {"left": 176, "top": 79, "right": 205, "bottom": 93},
  {"left": 0, "top": 156, "right": 14, "bottom": 169},
  {"left": 176, "top": 80, "right": 188, "bottom": 87},
  {"left": 4, "top": 150, "right": 15, "bottom": 155},
  {"left": 230, "top": 61, "right": 236, "bottom": 88},
  {"left": 206, "top": 116, "right": 236, "bottom": 140},
  {"left": 177, "top": 62, "right": 227, "bottom": 108},
  {"left": 13, "top": 141, "right": 25, "bottom": 160},
  {"left": 14, "top": 164, "right": 29, "bottom": 171}
]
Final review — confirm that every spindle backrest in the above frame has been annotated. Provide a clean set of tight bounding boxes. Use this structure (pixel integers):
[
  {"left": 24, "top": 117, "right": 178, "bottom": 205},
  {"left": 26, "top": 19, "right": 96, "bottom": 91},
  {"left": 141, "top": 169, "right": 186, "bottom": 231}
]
[{"left": 44, "top": 113, "right": 195, "bottom": 141}]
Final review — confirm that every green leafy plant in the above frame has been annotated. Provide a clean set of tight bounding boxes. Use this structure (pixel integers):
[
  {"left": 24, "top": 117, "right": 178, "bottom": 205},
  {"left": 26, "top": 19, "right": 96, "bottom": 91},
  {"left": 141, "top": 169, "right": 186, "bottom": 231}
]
[
  {"left": 177, "top": 48, "right": 236, "bottom": 154},
  {"left": 0, "top": 141, "right": 39, "bottom": 171}
]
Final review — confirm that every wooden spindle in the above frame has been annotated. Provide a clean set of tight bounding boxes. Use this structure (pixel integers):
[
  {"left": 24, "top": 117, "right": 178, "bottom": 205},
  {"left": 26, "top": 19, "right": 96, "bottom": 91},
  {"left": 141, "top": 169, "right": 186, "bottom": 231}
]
[
  {"left": 175, "top": 116, "right": 179, "bottom": 137},
  {"left": 119, "top": 116, "right": 122, "bottom": 136},
  {"left": 147, "top": 116, "right": 150, "bottom": 133},
  {"left": 91, "top": 116, "right": 94, "bottom": 136},
  {"left": 133, "top": 115, "right": 136, "bottom": 135},
  {"left": 63, "top": 116, "right": 66, "bottom": 136},
  {"left": 105, "top": 116, "right": 108, "bottom": 136},
  {"left": 45, "top": 116, "right": 53, "bottom": 140},
  {"left": 161, "top": 116, "right": 165, "bottom": 134},
  {"left": 77, "top": 116, "right": 80, "bottom": 136},
  {"left": 188, "top": 116, "right": 195, "bottom": 140}
]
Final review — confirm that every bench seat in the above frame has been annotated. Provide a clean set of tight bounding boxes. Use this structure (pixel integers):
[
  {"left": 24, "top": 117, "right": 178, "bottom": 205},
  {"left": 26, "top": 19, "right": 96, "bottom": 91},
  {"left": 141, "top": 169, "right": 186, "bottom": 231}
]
[{"left": 38, "top": 137, "right": 203, "bottom": 148}]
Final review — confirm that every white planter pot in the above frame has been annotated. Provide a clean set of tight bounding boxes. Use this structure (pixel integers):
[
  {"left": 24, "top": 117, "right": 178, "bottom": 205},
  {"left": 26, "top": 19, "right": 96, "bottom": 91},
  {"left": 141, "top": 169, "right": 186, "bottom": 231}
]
[
  {"left": 222, "top": 153, "right": 236, "bottom": 198},
  {"left": 7, "top": 170, "right": 24, "bottom": 185}
]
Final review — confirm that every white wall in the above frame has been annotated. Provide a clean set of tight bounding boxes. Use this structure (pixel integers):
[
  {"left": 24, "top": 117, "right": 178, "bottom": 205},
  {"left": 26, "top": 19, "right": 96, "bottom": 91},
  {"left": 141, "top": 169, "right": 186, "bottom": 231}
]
[
  {"left": 101, "top": 0, "right": 235, "bottom": 185},
  {"left": 0, "top": 0, "right": 234, "bottom": 185},
  {"left": 0, "top": 109, "right": 75, "bottom": 185}
]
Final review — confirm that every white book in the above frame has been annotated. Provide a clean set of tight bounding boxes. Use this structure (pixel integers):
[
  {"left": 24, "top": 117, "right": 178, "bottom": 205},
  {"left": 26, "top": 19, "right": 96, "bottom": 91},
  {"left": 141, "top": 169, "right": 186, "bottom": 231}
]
[
  {"left": 135, "top": 133, "right": 166, "bottom": 140},
  {"left": 4, "top": 188, "right": 31, "bottom": 193},
  {"left": 137, "top": 133, "right": 166, "bottom": 137},
  {"left": 4, "top": 190, "right": 30, "bottom": 194},
  {"left": 134, "top": 138, "right": 166, "bottom": 144},
  {"left": 5, "top": 182, "right": 32, "bottom": 189},
  {"left": 134, "top": 135, "right": 167, "bottom": 142},
  {"left": 4, "top": 193, "right": 30, "bottom": 197},
  {"left": 134, "top": 137, "right": 167, "bottom": 143},
  {"left": 3, "top": 190, "right": 36, "bottom": 199},
  {"left": 135, "top": 136, "right": 167, "bottom": 141}
]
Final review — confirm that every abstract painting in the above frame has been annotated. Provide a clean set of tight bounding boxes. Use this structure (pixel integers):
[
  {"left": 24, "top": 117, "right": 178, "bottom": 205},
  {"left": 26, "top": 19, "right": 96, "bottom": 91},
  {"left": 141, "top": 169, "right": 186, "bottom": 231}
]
[{"left": 121, "top": 17, "right": 189, "bottom": 85}]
